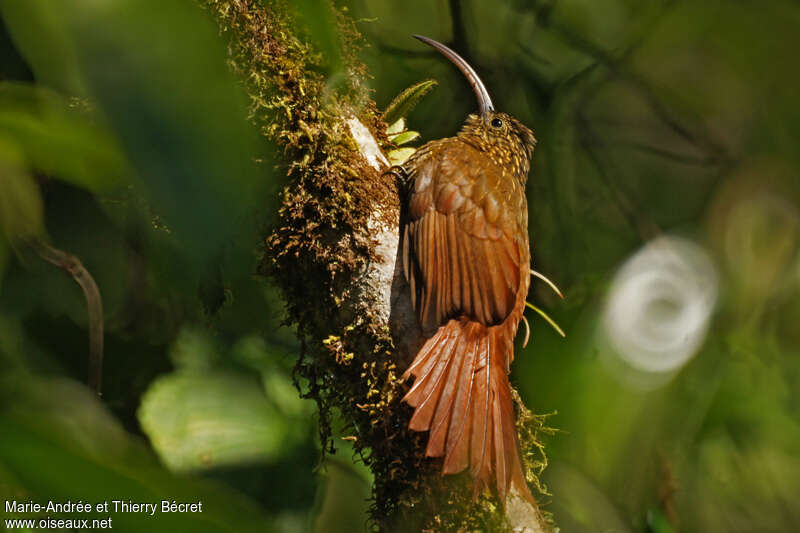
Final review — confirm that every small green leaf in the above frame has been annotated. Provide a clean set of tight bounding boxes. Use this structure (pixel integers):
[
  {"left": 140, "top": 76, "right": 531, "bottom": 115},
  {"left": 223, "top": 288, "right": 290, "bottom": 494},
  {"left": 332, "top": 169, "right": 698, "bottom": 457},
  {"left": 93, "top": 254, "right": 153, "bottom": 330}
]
[
  {"left": 383, "top": 79, "right": 438, "bottom": 125},
  {"left": 386, "top": 117, "right": 405, "bottom": 135},
  {"left": 387, "top": 147, "right": 417, "bottom": 166},
  {"left": 389, "top": 130, "right": 421, "bottom": 146}
]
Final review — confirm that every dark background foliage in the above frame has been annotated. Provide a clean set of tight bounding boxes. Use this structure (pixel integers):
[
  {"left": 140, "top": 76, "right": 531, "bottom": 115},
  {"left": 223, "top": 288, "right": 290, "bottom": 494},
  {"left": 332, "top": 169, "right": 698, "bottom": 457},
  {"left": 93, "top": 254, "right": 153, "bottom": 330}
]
[{"left": 1, "top": 1, "right": 799, "bottom": 532}]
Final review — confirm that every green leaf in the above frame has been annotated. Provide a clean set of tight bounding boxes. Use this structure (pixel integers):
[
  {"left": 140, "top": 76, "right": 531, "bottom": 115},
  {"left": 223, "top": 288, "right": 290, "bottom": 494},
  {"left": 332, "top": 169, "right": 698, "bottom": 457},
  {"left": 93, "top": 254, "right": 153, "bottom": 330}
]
[
  {"left": 389, "top": 130, "right": 421, "bottom": 146},
  {"left": 138, "top": 372, "right": 291, "bottom": 472},
  {"left": 382, "top": 79, "right": 438, "bottom": 125},
  {"left": 0, "top": 82, "right": 129, "bottom": 191},
  {"left": 386, "top": 117, "right": 405, "bottom": 135},
  {"left": 0, "top": 140, "right": 43, "bottom": 243}
]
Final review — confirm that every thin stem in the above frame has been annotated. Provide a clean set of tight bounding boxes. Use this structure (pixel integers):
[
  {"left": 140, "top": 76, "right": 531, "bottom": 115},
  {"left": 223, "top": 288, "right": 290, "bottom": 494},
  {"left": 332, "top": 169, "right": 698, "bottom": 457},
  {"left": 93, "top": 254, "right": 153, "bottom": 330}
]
[
  {"left": 32, "top": 241, "right": 104, "bottom": 397},
  {"left": 526, "top": 302, "right": 566, "bottom": 338},
  {"left": 530, "top": 269, "right": 564, "bottom": 299}
]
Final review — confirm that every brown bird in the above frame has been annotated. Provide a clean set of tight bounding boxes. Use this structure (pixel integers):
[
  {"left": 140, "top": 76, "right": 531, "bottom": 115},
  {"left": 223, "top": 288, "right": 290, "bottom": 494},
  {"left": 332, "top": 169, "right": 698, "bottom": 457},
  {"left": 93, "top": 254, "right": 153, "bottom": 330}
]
[{"left": 393, "top": 35, "right": 539, "bottom": 504}]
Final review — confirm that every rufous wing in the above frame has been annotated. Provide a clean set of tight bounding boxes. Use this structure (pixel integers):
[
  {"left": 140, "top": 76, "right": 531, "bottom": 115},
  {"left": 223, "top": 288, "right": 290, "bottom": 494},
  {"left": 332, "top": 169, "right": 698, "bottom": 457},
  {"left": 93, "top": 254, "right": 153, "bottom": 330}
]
[{"left": 403, "top": 140, "right": 523, "bottom": 335}]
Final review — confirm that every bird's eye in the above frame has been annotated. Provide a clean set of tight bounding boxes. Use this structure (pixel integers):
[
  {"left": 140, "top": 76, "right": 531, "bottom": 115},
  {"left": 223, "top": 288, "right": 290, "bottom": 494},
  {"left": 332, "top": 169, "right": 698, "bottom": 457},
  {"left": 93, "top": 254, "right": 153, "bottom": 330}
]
[{"left": 491, "top": 118, "right": 503, "bottom": 128}]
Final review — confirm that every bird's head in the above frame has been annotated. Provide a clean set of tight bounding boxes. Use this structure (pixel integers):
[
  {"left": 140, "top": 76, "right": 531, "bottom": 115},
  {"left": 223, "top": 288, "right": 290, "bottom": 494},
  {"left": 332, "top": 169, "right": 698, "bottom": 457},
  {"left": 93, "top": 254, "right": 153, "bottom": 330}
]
[{"left": 414, "top": 35, "right": 536, "bottom": 177}]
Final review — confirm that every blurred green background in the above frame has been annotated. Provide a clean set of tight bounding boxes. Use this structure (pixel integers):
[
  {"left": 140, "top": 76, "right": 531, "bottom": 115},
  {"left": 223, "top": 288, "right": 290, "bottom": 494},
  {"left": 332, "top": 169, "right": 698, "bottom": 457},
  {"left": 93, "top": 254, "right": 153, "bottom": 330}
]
[{"left": 1, "top": 1, "right": 799, "bottom": 532}]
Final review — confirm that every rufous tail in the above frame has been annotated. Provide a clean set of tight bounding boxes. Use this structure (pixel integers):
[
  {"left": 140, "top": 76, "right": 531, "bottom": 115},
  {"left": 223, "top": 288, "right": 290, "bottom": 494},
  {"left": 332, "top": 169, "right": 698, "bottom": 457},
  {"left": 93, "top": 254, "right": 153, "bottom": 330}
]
[{"left": 402, "top": 318, "right": 534, "bottom": 503}]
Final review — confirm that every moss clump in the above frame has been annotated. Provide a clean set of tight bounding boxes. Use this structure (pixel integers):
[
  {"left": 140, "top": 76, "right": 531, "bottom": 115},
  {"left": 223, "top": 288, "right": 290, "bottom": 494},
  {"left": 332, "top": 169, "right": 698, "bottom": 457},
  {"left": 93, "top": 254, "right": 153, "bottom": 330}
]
[{"left": 203, "top": 1, "right": 553, "bottom": 531}]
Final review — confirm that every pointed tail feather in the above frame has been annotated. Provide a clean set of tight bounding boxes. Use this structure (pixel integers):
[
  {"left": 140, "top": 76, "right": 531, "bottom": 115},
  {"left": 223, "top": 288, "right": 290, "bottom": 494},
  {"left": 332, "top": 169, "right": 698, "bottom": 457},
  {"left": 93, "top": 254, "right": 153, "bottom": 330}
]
[{"left": 403, "top": 318, "right": 535, "bottom": 503}]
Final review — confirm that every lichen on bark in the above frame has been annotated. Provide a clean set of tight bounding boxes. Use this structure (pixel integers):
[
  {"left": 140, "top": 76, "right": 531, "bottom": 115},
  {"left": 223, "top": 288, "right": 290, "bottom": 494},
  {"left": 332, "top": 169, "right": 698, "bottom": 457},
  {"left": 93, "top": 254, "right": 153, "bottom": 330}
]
[{"left": 203, "top": 1, "right": 553, "bottom": 531}]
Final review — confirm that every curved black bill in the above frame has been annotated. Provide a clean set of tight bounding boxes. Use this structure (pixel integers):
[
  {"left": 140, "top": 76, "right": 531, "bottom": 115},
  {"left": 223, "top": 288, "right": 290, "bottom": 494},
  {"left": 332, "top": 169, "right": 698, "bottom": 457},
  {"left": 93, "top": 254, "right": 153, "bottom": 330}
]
[{"left": 413, "top": 34, "right": 494, "bottom": 115}]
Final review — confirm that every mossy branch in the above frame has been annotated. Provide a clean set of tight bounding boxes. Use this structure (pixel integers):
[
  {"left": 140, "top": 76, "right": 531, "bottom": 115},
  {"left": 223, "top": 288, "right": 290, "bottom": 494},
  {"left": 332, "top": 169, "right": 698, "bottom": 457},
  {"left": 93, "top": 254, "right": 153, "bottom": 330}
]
[{"left": 203, "top": 1, "right": 553, "bottom": 531}]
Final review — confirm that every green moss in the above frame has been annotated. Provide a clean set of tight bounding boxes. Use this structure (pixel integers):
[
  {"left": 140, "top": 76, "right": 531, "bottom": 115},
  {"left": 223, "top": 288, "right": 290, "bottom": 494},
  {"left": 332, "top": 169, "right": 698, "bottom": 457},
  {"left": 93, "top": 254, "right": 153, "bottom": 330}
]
[{"left": 203, "top": 1, "right": 553, "bottom": 530}]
